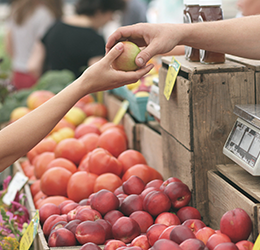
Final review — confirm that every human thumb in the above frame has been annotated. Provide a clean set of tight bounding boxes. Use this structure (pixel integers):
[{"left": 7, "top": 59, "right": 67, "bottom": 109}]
[
  {"left": 106, "top": 42, "right": 124, "bottom": 63},
  {"left": 135, "top": 47, "right": 156, "bottom": 68}
]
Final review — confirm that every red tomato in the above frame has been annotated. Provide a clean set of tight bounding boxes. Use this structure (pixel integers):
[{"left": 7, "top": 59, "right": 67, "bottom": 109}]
[
  {"left": 94, "top": 173, "right": 123, "bottom": 193},
  {"left": 122, "top": 164, "right": 163, "bottom": 185},
  {"left": 40, "top": 167, "right": 72, "bottom": 197},
  {"left": 88, "top": 148, "right": 123, "bottom": 176},
  {"left": 97, "top": 128, "right": 128, "bottom": 157},
  {"left": 67, "top": 171, "right": 98, "bottom": 202},
  {"left": 34, "top": 152, "right": 55, "bottom": 179},
  {"left": 54, "top": 138, "right": 86, "bottom": 165},
  {"left": 78, "top": 133, "right": 99, "bottom": 154},
  {"left": 118, "top": 149, "right": 147, "bottom": 175}
]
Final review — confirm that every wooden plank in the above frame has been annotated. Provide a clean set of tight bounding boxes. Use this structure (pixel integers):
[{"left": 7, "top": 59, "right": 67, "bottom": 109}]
[
  {"left": 159, "top": 67, "right": 192, "bottom": 150},
  {"left": 162, "top": 56, "right": 248, "bottom": 74},
  {"left": 226, "top": 54, "right": 260, "bottom": 71},
  {"left": 208, "top": 170, "right": 259, "bottom": 241},
  {"left": 122, "top": 113, "right": 136, "bottom": 149},
  {"left": 103, "top": 92, "right": 123, "bottom": 123},
  {"left": 256, "top": 72, "right": 260, "bottom": 105},
  {"left": 135, "top": 124, "right": 164, "bottom": 178},
  {"left": 216, "top": 164, "right": 260, "bottom": 202},
  {"left": 161, "top": 129, "right": 193, "bottom": 194}
]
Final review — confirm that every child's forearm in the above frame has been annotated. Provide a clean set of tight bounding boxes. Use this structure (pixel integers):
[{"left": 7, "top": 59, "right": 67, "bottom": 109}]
[{"left": 0, "top": 78, "right": 86, "bottom": 172}]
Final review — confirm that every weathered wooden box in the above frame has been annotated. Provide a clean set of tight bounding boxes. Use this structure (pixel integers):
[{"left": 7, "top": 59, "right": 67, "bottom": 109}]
[
  {"left": 208, "top": 164, "right": 260, "bottom": 241},
  {"left": 226, "top": 54, "right": 260, "bottom": 104},
  {"left": 159, "top": 55, "right": 256, "bottom": 224}
]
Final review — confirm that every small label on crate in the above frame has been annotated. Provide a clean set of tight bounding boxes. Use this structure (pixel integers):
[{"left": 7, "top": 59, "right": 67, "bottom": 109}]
[
  {"left": 113, "top": 100, "right": 129, "bottom": 125},
  {"left": 164, "top": 57, "right": 181, "bottom": 101},
  {"left": 253, "top": 234, "right": 260, "bottom": 250},
  {"left": 3, "top": 172, "right": 28, "bottom": 205},
  {"left": 19, "top": 210, "right": 39, "bottom": 250}
]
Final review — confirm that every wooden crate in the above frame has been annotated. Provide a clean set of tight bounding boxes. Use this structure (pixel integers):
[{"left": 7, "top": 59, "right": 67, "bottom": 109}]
[
  {"left": 208, "top": 165, "right": 260, "bottom": 241},
  {"left": 159, "top": 55, "right": 255, "bottom": 224},
  {"left": 226, "top": 55, "right": 260, "bottom": 104},
  {"left": 103, "top": 91, "right": 136, "bottom": 149},
  {"left": 134, "top": 123, "right": 167, "bottom": 179}
]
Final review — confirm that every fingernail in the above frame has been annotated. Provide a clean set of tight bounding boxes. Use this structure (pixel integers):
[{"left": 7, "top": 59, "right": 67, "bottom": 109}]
[
  {"left": 115, "top": 42, "right": 123, "bottom": 51},
  {"left": 137, "top": 57, "right": 144, "bottom": 66}
]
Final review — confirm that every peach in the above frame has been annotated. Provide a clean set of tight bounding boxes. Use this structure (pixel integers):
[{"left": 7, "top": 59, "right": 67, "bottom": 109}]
[
  {"left": 79, "top": 242, "right": 102, "bottom": 250},
  {"left": 169, "top": 224, "right": 196, "bottom": 245},
  {"left": 64, "top": 219, "right": 81, "bottom": 234},
  {"left": 90, "top": 189, "right": 119, "bottom": 216},
  {"left": 195, "top": 226, "right": 216, "bottom": 245},
  {"left": 129, "top": 210, "right": 154, "bottom": 234},
  {"left": 75, "top": 208, "right": 101, "bottom": 222},
  {"left": 75, "top": 220, "right": 106, "bottom": 245},
  {"left": 145, "top": 179, "right": 164, "bottom": 190},
  {"left": 130, "top": 234, "right": 150, "bottom": 250},
  {"left": 155, "top": 212, "right": 181, "bottom": 227},
  {"left": 146, "top": 223, "right": 167, "bottom": 246},
  {"left": 182, "top": 219, "right": 206, "bottom": 234},
  {"left": 214, "top": 242, "right": 239, "bottom": 250},
  {"left": 120, "top": 194, "right": 143, "bottom": 216},
  {"left": 122, "top": 175, "right": 145, "bottom": 195},
  {"left": 96, "top": 219, "right": 113, "bottom": 240},
  {"left": 180, "top": 238, "right": 208, "bottom": 250},
  {"left": 112, "top": 216, "right": 141, "bottom": 244},
  {"left": 143, "top": 190, "right": 171, "bottom": 217},
  {"left": 236, "top": 240, "right": 254, "bottom": 250},
  {"left": 206, "top": 232, "right": 231, "bottom": 250},
  {"left": 42, "top": 214, "right": 67, "bottom": 238},
  {"left": 39, "top": 203, "right": 60, "bottom": 225},
  {"left": 159, "top": 177, "right": 182, "bottom": 191},
  {"left": 158, "top": 225, "right": 177, "bottom": 240},
  {"left": 104, "top": 210, "right": 124, "bottom": 226},
  {"left": 48, "top": 227, "right": 76, "bottom": 247},
  {"left": 177, "top": 206, "right": 202, "bottom": 223},
  {"left": 220, "top": 208, "right": 252, "bottom": 243},
  {"left": 103, "top": 239, "right": 126, "bottom": 250},
  {"left": 164, "top": 182, "right": 192, "bottom": 209},
  {"left": 151, "top": 239, "right": 182, "bottom": 250},
  {"left": 61, "top": 202, "right": 79, "bottom": 215}
]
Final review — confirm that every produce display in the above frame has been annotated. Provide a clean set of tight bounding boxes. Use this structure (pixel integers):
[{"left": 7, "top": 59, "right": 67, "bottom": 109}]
[
  {"left": 0, "top": 176, "right": 30, "bottom": 249},
  {"left": 7, "top": 89, "right": 255, "bottom": 250}
]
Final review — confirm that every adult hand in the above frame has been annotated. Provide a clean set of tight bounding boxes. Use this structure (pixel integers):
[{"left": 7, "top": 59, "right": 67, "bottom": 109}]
[{"left": 106, "top": 23, "right": 180, "bottom": 68}]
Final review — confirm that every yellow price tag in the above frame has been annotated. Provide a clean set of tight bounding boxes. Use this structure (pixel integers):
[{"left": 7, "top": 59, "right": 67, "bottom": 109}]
[
  {"left": 164, "top": 57, "right": 181, "bottom": 101},
  {"left": 19, "top": 210, "right": 39, "bottom": 250},
  {"left": 113, "top": 100, "right": 129, "bottom": 125},
  {"left": 253, "top": 234, "right": 260, "bottom": 250},
  {"left": 97, "top": 91, "right": 104, "bottom": 104}
]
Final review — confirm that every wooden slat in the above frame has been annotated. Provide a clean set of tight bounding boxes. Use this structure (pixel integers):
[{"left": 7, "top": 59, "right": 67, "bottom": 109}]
[
  {"left": 216, "top": 164, "right": 260, "bottom": 202},
  {"left": 208, "top": 170, "right": 259, "bottom": 241}
]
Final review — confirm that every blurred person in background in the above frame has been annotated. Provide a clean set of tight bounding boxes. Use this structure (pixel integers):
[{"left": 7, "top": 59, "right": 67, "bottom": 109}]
[
  {"left": 121, "top": 0, "right": 147, "bottom": 26},
  {"left": 235, "top": 0, "right": 260, "bottom": 17},
  {"left": 4, "top": 0, "right": 63, "bottom": 90},
  {"left": 28, "top": 0, "right": 126, "bottom": 80}
]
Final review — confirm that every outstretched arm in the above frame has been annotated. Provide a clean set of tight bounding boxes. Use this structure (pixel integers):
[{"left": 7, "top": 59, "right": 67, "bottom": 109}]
[
  {"left": 0, "top": 42, "right": 153, "bottom": 172},
  {"left": 106, "top": 15, "right": 260, "bottom": 68}
]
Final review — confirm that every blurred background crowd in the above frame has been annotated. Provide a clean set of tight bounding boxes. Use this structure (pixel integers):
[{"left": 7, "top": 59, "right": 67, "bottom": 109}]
[{"left": 0, "top": 0, "right": 253, "bottom": 93}]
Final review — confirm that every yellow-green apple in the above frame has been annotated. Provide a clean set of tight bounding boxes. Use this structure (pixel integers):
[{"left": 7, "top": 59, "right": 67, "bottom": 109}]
[{"left": 112, "top": 41, "right": 141, "bottom": 71}]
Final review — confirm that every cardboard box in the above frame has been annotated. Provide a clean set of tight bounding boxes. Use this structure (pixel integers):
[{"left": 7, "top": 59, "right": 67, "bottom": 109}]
[
  {"left": 208, "top": 164, "right": 260, "bottom": 241},
  {"left": 159, "top": 55, "right": 256, "bottom": 224}
]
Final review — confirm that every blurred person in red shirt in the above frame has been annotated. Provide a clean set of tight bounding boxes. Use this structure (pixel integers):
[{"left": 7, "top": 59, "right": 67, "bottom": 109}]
[{"left": 4, "top": 0, "right": 63, "bottom": 90}]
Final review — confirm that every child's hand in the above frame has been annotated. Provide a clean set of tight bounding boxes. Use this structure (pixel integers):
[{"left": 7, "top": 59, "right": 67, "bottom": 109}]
[{"left": 79, "top": 42, "right": 154, "bottom": 94}]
